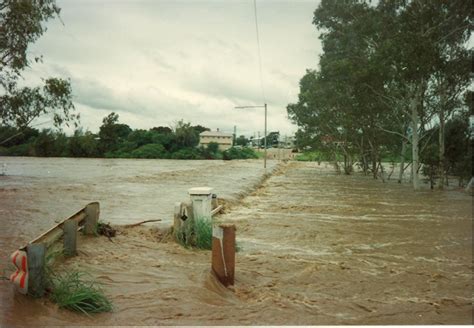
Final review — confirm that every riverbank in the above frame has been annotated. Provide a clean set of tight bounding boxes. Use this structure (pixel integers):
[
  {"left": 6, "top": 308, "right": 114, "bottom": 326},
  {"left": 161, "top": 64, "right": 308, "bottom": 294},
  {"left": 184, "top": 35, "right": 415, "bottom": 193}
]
[{"left": 1, "top": 160, "right": 472, "bottom": 325}]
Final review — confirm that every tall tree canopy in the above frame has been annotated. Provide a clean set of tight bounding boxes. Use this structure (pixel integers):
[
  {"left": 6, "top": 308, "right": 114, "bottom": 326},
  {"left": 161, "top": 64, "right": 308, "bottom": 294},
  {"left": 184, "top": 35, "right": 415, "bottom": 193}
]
[
  {"left": 0, "top": 0, "right": 77, "bottom": 130},
  {"left": 288, "top": 0, "right": 471, "bottom": 189}
]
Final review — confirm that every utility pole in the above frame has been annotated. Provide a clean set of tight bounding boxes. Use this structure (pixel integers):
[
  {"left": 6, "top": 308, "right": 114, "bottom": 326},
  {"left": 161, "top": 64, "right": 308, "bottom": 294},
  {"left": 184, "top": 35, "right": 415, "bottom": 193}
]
[
  {"left": 233, "top": 125, "right": 237, "bottom": 146},
  {"left": 235, "top": 103, "right": 268, "bottom": 169}
]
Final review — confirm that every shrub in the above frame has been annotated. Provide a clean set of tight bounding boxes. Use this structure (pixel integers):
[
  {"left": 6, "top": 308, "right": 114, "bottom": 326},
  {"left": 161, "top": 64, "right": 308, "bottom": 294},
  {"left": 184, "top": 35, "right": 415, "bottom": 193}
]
[
  {"left": 131, "top": 143, "right": 167, "bottom": 158},
  {"left": 206, "top": 142, "right": 220, "bottom": 154},
  {"left": 171, "top": 147, "right": 203, "bottom": 159},
  {"left": 4, "top": 143, "right": 32, "bottom": 156},
  {"left": 223, "top": 147, "right": 258, "bottom": 160}
]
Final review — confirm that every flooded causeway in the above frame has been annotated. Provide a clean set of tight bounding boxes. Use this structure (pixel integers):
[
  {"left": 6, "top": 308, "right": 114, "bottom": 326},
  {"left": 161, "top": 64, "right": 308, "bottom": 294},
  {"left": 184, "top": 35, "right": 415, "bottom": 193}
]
[{"left": 0, "top": 158, "right": 472, "bottom": 325}]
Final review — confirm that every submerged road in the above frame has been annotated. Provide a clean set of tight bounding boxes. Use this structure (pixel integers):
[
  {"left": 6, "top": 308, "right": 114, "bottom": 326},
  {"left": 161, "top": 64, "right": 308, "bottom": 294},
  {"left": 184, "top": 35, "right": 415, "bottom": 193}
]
[{"left": 1, "top": 161, "right": 472, "bottom": 325}]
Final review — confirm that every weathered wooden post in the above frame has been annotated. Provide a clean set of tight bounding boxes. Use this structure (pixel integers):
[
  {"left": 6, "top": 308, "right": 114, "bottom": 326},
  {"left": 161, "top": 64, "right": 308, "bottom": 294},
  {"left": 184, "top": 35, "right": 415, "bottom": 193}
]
[
  {"left": 27, "top": 243, "right": 46, "bottom": 297},
  {"left": 173, "top": 202, "right": 183, "bottom": 232},
  {"left": 84, "top": 202, "right": 100, "bottom": 235},
  {"left": 211, "top": 224, "right": 236, "bottom": 287},
  {"left": 211, "top": 193, "right": 218, "bottom": 209},
  {"left": 188, "top": 187, "right": 213, "bottom": 220},
  {"left": 63, "top": 219, "right": 78, "bottom": 257},
  {"left": 173, "top": 201, "right": 195, "bottom": 244}
]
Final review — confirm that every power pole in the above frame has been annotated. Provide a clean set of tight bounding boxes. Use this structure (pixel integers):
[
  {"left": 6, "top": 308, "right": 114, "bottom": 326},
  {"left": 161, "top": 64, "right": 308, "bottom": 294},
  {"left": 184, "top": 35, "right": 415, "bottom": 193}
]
[
  {"left": 235, "top": 103, "right": 268, "bottom": 169},
  {"left": 233, "top": 125, "right": 237, "bottom": 146}
]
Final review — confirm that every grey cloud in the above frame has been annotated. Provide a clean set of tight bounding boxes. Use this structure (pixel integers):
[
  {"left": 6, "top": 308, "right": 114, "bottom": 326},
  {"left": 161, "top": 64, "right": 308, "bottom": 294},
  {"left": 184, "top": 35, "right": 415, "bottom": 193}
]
[
  {"left": 181, "top": 66, "right": 294, "bottom": 109},
  {"left": 28, "top": 0, "right": 321, "bottom": 136},
  {"left": 71, "top": 77, "right": 194, "bottom": 123},
  {"left": 143, "top": 50, "right": 176, "bottom": 72}
]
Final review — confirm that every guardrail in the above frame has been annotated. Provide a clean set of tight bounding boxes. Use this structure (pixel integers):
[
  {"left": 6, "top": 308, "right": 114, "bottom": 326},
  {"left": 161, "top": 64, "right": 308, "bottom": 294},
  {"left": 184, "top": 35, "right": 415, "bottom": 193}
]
[
  {"left": 10, "top": 186, "right": 235, "bottom": 298},
  {"left": 9, "top": 202, "right": 100, "bottom": 297}
]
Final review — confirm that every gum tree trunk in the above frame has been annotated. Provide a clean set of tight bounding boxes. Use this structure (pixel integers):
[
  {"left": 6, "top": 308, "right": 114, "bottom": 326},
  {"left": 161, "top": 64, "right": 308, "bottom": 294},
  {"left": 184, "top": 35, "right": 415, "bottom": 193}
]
[
  {"left": 398, "top": 139, "right": 407, "bottom": 183},
  {"left": 438, "top": 87, "right": 446, "bottom": 189},
  {"left": 411, "top": 88, "right": 421, "bottom": 191}
]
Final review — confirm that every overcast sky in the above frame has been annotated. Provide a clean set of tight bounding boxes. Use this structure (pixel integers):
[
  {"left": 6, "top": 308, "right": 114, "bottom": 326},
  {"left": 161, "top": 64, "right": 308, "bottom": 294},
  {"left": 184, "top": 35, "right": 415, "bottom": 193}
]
[{"left": 24, "top": 0, "right": 322, "bottom": 137}]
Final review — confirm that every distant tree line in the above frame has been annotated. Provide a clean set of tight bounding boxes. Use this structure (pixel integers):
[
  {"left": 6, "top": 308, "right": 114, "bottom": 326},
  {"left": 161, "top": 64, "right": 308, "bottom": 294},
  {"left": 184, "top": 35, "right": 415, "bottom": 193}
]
[
  {"left": 288, "top": 0, "right": 472, "bottom": 189},
  {"left": 0, "top": 112, "right": 258, "bottom": 160}
]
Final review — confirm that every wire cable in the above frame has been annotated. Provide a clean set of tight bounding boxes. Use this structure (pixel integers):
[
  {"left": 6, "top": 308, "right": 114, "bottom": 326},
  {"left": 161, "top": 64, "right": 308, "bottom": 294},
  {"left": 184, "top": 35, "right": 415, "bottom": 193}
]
[{"left": 253, "top": 0, "right": 266, "bottom": 104}]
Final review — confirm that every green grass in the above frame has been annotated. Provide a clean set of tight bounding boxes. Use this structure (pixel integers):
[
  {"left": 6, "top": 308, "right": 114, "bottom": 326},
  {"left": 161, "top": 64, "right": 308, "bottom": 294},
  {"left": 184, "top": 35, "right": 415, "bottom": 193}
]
[
  {"left": 175, "top": 217, "right": 213, "bottom": 250},
  {"left": 294, "top": 151, "right": 328, "bottom": 161},
  {"left": 49, "top": 271, "right": 113, "bottom": 315},
  {"left": 194, "top": 217, "right": 212, "bottom": 250}
]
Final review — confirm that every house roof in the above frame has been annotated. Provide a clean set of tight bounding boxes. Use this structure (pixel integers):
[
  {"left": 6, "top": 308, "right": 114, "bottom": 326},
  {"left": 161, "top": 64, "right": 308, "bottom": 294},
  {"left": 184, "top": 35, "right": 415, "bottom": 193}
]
[{"left": 200, "top": 130, "right": 233, "bottom": 138}]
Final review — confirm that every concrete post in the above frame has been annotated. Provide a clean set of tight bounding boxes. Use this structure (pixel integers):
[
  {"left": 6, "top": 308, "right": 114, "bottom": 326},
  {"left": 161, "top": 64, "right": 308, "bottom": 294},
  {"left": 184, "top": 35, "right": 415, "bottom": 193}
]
[
  {"left": 27, "top": 243, "right": 46, "bottom": 297},
  {"left": 63, "top": 220, "right": 78, "bottom": 257},
  {"left": 84, "top": 202, "right": 100, "bottom": 235},
  {"left": 211, "top": 224, "right": 236, "bottom": 287},
  {"left": 188, "top": 187, "right": 213, "bottom": 220}
]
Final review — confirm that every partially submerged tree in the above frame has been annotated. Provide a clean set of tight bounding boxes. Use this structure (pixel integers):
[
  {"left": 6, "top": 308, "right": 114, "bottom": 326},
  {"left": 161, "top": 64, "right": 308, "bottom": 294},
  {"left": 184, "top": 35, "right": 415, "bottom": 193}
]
[{"left": 289, "top": 0, "right": 471, "bottom": 190}]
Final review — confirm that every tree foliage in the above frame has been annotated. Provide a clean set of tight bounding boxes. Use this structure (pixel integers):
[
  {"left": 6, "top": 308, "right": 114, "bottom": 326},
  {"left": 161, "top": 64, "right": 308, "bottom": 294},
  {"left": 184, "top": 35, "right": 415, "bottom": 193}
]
[
  {"left": 0, "top": 0, "right": 78, "bottom": 131},
  {"left": 0, "top": 113, "right": 258, "bottom": 160},
  {"left": 289, "top": 0, "right": 471, "bottom": 188},
  {"left": 98, "top": 112, "right": 131, "bottom": 155}
]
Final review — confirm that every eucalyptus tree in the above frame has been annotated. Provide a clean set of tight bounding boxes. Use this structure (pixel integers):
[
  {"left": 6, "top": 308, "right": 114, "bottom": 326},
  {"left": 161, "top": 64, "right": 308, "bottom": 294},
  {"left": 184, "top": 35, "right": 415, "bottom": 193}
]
[
  {"left": 289, "top": 0, "right": 398, "bottom": 176},
  {"left": 376, "top": 0, "right": 471, "bottom": 190},
  {"left": 430, "top": 23, "right": 471, "bottom": 188},
  {"left": 0, "top": 0, "right": 77, "bottom": 132},
  {"left": 290, "top": 0, "right": 471, "bottom": 190}
]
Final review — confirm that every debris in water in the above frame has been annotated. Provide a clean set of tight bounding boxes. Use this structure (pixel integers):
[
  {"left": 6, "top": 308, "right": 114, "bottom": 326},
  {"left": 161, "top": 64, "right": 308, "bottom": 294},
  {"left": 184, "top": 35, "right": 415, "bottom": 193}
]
[
  {"left": 96, "top": 222, "right": 116, "bottom": 241},
  {"left": 124, "top": 219, "right": 162, "bottom": 228}
]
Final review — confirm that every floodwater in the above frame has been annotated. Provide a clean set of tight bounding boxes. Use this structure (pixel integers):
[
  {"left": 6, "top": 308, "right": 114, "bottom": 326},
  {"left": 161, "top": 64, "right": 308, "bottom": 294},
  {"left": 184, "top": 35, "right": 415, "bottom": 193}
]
[{"left": 0, "top": 158, "right": 472, "bottom": 325}]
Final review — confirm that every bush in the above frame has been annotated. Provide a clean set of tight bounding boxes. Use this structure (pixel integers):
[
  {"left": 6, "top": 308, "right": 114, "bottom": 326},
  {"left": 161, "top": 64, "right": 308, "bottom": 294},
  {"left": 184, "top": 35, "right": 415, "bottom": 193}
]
[
  {"left": 223, "top": 147, "right": 258, "bottom": 160},
  {"left": 171, "top": 147, "right": 203, "bottom": 159},
  {"left": 104, "top": 150, "right": 131, "bottom": 158},
  {"left": 131, "top": 143, "right": 167, "bottom": 159},
  {"left": 4, "top": 143, "right": 32, "bottom": 156},
  {"left": 199, "top": 144, "right": 223, "bottom": 159}
]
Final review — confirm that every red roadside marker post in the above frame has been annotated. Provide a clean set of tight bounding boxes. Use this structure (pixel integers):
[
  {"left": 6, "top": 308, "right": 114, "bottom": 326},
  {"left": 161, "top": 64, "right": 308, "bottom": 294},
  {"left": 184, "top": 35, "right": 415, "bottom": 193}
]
[{"left": 211, "top": 224, "right": 236, "bottom": 287}]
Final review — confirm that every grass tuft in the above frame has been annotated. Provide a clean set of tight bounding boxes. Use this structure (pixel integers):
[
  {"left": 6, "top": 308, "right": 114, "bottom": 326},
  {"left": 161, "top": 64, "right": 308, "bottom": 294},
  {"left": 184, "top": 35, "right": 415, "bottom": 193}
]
[
  {"left": 194, "top": 217, "right": 212, "bottom": 250},
  {"left": 175, "top": 217, "right": 213, "bottom": 250},
  {"left": 49, "top": 271, "right": 113, "bottom": 315}
]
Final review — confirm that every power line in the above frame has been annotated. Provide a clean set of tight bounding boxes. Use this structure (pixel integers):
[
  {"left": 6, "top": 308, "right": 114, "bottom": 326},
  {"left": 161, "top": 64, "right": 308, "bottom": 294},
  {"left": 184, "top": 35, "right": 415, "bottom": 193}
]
[{"left": 253, "top": 0, "right": 266, "bottom": 104}]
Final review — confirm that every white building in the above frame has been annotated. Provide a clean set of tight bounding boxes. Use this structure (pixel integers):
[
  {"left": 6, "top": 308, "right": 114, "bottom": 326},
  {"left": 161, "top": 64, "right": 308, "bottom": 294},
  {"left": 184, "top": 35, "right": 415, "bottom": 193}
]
[{"left": 199, "top": 129, "right": 233, "bottom": 151}]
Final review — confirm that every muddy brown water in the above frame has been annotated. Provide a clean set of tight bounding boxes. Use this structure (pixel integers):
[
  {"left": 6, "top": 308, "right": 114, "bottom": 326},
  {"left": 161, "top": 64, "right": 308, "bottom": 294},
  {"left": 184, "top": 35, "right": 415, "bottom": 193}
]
[{"left": 0, "top": 158, "right": 472, "bottom": 325}]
